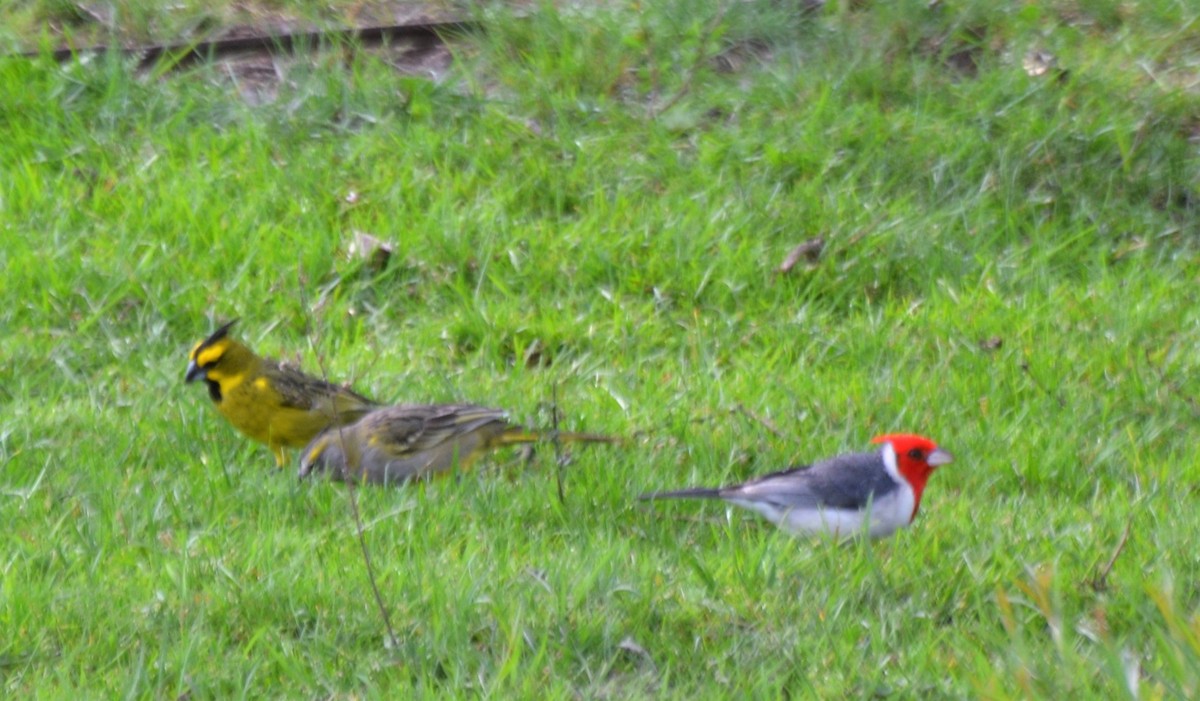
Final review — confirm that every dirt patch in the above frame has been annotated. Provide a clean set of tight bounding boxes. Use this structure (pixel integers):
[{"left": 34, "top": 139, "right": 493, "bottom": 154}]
[
  {"left": 217, "top": 32, "right": 455, "bottom": 105},
  {"left": 17, "top": 2, "right": 472, "bottom": 82}
]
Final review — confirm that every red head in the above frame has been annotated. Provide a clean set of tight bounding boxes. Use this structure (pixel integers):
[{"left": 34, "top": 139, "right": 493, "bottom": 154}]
[{"left": 871, "top": 433, "right": 953, "bottom": 519}]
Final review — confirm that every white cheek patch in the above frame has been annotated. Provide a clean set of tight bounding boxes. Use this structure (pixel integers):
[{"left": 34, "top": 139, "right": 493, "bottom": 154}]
[{"left": 880, "top": 441, "right": 902, "bottom": 485}]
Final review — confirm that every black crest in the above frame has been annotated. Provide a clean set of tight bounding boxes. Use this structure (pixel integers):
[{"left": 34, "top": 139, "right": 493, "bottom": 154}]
[{"left": 199, "top": 318, "right": 239, "bottom": 351}]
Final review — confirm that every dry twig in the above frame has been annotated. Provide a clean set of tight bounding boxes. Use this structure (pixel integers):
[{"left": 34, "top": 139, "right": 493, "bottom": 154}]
[
  {"left": 1091, "top": 519, "right": 1132, "bottom": 592},
  {"left": 298, "top": 267, "right": 400, "bottom": 652},
  {"left": 650, "top": 0, "right": 732, "bottom": 119}
]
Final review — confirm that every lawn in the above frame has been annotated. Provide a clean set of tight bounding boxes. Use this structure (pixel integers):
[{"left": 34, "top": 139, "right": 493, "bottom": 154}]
[{"left": 2, "top": 0, "right": 1200, "bottom": 697}]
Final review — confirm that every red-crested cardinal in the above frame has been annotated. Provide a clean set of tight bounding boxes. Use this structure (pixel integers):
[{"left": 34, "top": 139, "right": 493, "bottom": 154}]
[{"left": 640, "top": 434, "right": 953, "bottom": 539}]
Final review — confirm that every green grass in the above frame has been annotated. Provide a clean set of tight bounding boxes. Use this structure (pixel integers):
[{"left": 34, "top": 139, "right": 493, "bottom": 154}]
[{"left": 4, "top": 0, "right": 1200, "bottom": 697}]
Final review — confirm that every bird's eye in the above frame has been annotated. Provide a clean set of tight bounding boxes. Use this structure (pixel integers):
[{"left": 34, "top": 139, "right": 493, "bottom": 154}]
[
  {"left": 907, "top": 448, "right": 924, "bottom": 460},
  {"left": 202, "top": 359, "right": 219, "bottom": 370}
]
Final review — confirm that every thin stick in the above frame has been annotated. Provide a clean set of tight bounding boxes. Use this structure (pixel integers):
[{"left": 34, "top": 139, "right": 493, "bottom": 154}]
[
  {"left": 650, "top": 0, "right": 732, "bottom": 119},
  {"left": 733, "top": 403, "right": 787, "bottom": 440},
  {"left": 1020, "top": 359, "right": 1065, "bottom": 408},
  {"left": 297, "top": 268, "right": 400, "bottom": 651},
  {"left": 1091, "top": 519, "right": 1132, "bottom": 592},
  {"left": 552, "top": 382, "right": 565, "bottom": 505}
]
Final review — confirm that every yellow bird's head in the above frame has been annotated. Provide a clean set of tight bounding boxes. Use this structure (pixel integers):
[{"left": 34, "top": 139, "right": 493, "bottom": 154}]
[{"left": 185, "top": 320, "right": 257, "bottom": 402}]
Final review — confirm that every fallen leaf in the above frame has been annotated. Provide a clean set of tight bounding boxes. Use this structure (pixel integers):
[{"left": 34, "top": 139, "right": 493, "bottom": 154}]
[
  {"left": 1022, "top": 50, "right": 1056, "bottom": 77},
  {"left": 523, "top": 339, "right": 550, "bottom": 368},
  {"left": 1111, "top": 236, "right": 1148, "bottom": 261},
  {"left": 777, "top": 237, "right": 825, "bottom": 274},
  {"left": 618, "top": 636, "right": 656, "bottom": 671},
  {"left": 347, "top": 229, "right": 394, "bottom": 273},
  {"left": 618, "top": 637, "right": 649, "bottom": 657}
]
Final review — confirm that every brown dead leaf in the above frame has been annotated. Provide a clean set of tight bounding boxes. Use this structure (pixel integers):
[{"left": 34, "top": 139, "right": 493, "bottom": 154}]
[
  {"left": 777, "top": 237, "right": 825, "bottom": 274},
  {"left": 1111, "top": 237, "right": 1148, "bottom": 261},
  {"left": 618, "top": 636, "right": 656, "bottom": 671},
  {"left": 979, "top": 336, "right": 1003, "bottom": 351},
  {"left": 947, "top": 47, "right": 979, "bottom": 77},
  {"left": 75, "top": 3, "right": 115, "bottom": 29},
  {"left": 1022, "top": 50, "right": 1056, "bottom": 77},
  {"left": 1023, "top": 50, "right": 1069, "bottom": 82},
  {"left": 523, "top": 339, "right": 550, "bottom": 368},
  {"left": 348, "top": 229, "right": 394, "bottom": 273}
]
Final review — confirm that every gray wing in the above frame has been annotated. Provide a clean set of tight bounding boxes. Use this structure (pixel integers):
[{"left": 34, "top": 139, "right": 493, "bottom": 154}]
[
  {"left": 299, "top": 403, "right": 510, "bottom": 485},
  {"left": 357, "top": 405, "right": 504, "bottom": 484},
  {"left": 371, "top": 404, "right": 509, "bottom": 454},
  {"left": 722, "top": 450, "right": 898, "bottom": 510}
]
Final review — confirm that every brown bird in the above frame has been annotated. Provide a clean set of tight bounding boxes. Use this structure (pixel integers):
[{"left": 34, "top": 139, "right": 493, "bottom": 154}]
[{"left": 298, "top": 403, "right": 619, "bottom": 485}]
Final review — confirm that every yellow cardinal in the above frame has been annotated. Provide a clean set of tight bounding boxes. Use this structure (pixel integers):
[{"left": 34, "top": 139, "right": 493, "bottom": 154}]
[{"left": 185, "top": 320, "right": 377, "bottom": 466}]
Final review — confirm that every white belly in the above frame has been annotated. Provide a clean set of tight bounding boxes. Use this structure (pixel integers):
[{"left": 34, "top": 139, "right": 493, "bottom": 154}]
[{"left": 727, "top": 484, "right": 915, "bottom": 539}]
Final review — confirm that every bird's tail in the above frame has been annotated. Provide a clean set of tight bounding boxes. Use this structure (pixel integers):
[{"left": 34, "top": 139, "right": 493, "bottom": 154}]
[
  {"left": 638, "top": 487, "right": 722, "bottom": 501},
  {"left": 495, "top": 429, "right": 623, "bottom": 447}
]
